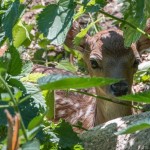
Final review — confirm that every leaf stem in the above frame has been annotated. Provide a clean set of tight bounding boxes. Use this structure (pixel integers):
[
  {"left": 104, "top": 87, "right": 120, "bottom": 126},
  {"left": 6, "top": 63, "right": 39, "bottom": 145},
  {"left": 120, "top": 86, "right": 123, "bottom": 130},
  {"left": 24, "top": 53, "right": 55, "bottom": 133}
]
[
  {"left": 0, "top": 75, "right": 28, "bottom": 142},
  {"left": 88, "top": 13, "right": 99, "bottom": 33},
  {"left": 0, "top": 105, "right": 10, "bottom": 108},
  {"left": 76, "top": 1, "right": 150, "bottom": 39},
  {"left": 98, "top": 9, "right": 150, "bottom": 39},
  {"left": 70, "top": 89, "right": 142, "bottom": 110}
]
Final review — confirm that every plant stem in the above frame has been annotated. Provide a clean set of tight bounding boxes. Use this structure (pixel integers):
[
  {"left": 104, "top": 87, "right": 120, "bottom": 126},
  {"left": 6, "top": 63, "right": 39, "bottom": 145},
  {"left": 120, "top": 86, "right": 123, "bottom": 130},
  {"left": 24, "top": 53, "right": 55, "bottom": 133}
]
[
  {"left": 0, "top": 75, "right": 28, "bottom": 141},
  {"left": 98, "top": 10, "right": 150, "bottom": 39},
  {"left": 0, "top": 105, "right": 10, "bottom": 108},
  {"left": 76, "top": 1, "right": 150, "bottom": 39},
  {"left": 72, "top": 124, "right": 88, "bottom": 131},
  {"left": 70, "top": 89, "right": 143, "bottom": 110},
  {"left": 88, "top": 13, "right": 99, "bottom": 33}
]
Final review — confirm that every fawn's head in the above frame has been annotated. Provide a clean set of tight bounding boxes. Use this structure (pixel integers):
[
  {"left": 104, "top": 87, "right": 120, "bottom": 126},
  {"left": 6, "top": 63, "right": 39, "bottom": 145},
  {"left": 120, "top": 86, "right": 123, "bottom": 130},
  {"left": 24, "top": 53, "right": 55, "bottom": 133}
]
[
  {"left": 82, "top": 29, "right": 141, "bottom": 96},
  {"left": 65, "top": 20, "right": 150, "bottom": 97}
]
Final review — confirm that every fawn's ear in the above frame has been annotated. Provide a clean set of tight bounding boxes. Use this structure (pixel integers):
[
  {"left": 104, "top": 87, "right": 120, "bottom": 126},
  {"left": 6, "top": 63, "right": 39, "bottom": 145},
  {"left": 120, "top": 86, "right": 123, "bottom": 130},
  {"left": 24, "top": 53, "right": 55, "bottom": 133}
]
[
  {"left": 137, "top": 18, "right": 150, "bottom": 53},
  {"left": 65, "top": 21, "right": 81, "bottom": 48},
  {"left": 65, "top": 21, "right": 91, "bottom": 51}
]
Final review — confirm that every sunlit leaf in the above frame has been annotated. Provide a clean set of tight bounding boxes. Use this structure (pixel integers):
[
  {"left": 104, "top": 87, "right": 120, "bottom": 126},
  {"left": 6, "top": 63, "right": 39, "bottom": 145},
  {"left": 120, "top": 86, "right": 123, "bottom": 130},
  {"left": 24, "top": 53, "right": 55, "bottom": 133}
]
[
  {"left": 119, "top": 91, "right": 150, "bottom": 103},
  {"left": 37, "top": 0, "right": 76, "bottom": 45},
  {"left": 38, "top": 74, "right": 118, "bottom": 90},
  {"left": 3, "top": 0, "right": 25, "bottom": 40},
  {"left": 28, "top": 115, "right": 44, "bottom": 131},
  {"left": 56, "top": 60, "right": 77, "bottom": 73}
]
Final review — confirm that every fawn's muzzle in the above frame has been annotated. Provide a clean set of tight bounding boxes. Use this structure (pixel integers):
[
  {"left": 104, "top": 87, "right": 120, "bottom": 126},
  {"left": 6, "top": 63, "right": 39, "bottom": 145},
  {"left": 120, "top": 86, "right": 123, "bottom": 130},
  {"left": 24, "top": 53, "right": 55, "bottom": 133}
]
[{"left": 110, "top": 80, "right": 129, "bottom": 96}]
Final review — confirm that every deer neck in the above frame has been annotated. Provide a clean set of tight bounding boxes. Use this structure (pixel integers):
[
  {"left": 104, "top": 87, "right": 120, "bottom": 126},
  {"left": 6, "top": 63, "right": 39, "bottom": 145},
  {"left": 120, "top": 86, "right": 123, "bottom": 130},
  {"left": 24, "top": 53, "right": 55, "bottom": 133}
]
[{"left": 94, "top": 87, "right": 132, "bottom": 126}]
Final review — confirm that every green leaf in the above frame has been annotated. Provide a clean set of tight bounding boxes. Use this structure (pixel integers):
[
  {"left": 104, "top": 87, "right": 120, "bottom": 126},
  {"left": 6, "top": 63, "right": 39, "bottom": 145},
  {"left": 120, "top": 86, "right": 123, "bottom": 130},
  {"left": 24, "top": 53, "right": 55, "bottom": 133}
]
[
  {"left": 115, "top": 118, "right": 150, "bottom": 135},
  {"left": 13, "top": 87, "right": 22, "bottom": 100},
  {"left": 22, "top": 139, "right": 40, "bottom": 150},
  {"left": 122, "top": 0, "right": 146, "bottom": 47},
  {"left": 74, "top": 18, "right": 100, "bottom": 46},
  {"left": 13, "top": 22, "right": 32, "bottom": 48},
  {"left": 145, "top": 0, "right": 150, "bottom": 17},
  {"left": 28, "top": 115, "right": 44, "bottom": 131},
  {"left": 74, "top": 0, "right": 105, "bottom": 20},
  {"left": 0, "top": 125, "right": 7, "bottom": 142},
  {"left": 7, "top": 78, "right": 27, "bottom": 93},
  {"left": 63, "top": 44, "right": 82, "bottom": 59},
  {"left": 7, "top": 46, "right": 22, "bottom": 76},
  {"left": 119, "top": 91, "right": 150, "bottom": 103},
  {"left": 21, "top": 60, "right": 33, "bottom": 76},
  {"left": 0, "top": 83, "right": 46, "bottom": 132},
  {"left": 38, "top": 74, "right": 118, "bottom": 90},
  {"left": 1, "top": 93, "right": 11, "bottom": 101},
  {"left": 3, "top": 0, "right": 25, "bottom": 40},
  {"left": 21, "top": 73, "right": 45, "bottom": 83},
  {"left": 54, "top": 120, "right": 81, "bottom": 148},
  {"left": 37, "top": 0, "right": 76, "bottom": 45},
  {"left": 56, "top": 60, "right": 77, "bottom": 73},
  {"left": 45, "top": 90, "right": 55, "bottom": 120}
]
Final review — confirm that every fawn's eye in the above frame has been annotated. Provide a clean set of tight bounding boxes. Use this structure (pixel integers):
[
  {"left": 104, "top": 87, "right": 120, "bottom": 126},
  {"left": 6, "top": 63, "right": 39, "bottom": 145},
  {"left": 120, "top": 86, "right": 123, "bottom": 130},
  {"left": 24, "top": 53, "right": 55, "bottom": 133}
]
[
  {"left": 90, "top": 59, "right": 99, "bottom": 69},
  {"left": 133, "top": 59, "right": 141, "bottom": 68}
]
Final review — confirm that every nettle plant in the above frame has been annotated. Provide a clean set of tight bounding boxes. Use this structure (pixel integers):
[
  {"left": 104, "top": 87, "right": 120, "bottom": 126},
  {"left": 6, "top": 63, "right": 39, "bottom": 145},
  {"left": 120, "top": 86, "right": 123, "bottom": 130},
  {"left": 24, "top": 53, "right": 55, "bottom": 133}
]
[{"left": 0, "top": 0, "right": 150, "bottom": 149}]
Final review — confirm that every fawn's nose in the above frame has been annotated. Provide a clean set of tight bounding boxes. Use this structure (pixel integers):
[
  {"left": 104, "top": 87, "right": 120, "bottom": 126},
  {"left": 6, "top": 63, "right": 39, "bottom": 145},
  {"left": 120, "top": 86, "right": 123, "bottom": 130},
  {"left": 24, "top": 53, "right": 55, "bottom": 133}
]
[{"left": 110, "top": 80, "right": 129, "bottom": 96}]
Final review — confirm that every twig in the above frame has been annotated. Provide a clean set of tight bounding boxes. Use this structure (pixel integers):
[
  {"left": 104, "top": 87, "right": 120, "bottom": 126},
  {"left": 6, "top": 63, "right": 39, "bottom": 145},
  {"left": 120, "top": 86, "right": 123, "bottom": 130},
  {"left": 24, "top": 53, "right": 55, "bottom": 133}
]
[
  {"left": 88, "top": 13, "right": 99, "bottom": 33},
  {"left": 70, "top": 89, "right": 143, "bottom": 110},
  {"left": 0, "top": 75, "right": 28, "bottom": 142}
]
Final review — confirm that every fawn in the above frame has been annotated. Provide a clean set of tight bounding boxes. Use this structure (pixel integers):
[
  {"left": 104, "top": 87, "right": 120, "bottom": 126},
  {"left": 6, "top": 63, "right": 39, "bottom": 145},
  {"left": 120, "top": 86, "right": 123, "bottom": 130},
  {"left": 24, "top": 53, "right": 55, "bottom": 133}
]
[
  {"left": 65, "top": 19, "right": 150, "bottom": 126},
  {"left": 33, "top": 20, "right": 150, "bottom": 129}
]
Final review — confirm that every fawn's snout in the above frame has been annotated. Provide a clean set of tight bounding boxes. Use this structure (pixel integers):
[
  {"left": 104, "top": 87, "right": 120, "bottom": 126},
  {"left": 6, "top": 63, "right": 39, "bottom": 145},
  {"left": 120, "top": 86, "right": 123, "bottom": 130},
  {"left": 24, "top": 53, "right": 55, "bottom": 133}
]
[{"left": 110, "top": 80, "right": 129, "bottom": 96}]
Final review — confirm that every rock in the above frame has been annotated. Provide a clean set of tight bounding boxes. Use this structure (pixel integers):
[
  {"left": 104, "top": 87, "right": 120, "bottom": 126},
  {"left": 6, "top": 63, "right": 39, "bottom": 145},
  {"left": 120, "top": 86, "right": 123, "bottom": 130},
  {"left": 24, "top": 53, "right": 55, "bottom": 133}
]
[{"left": 79, "top": 111, "right": 150, "bottom": 150}]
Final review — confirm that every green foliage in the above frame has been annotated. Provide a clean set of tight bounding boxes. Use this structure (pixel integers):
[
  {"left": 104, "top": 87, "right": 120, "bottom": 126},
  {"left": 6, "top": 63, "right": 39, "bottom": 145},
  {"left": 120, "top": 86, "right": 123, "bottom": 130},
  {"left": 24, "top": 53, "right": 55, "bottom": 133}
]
[
  {"left": 119, "top": 91, "right": 150, "bottom": 103},
  {"left": 74, "top": 18, "right": 100, "bottom": 46},
  {"left": 54, "top": 120, "right": 81, "bottom": 149},
  {"left": 2, "top": 0, "right": 25, "bottom": 40},
  {"left": 13, "top": 21, "right": 32, "bottom": 48},
  {"left": 7, "top": 46, "right": 22, "bottom": 76},
  {"left": 121, "top": 0, "right": 147, "bottom": 47},
  {"left": 38, "top": 74, "right": 118, "bottom": 90},
  {"left": 37, "top": 0, "right": 76, "bottom": 45},
  {"left": 56, "top": 60, "right": 77, "bottom": 73},
  {"left": 22, "top": 139, "right": 40, "bottom": 150},
  {"left": 0, "top": 0, "right": 150, "bottom": 149}
]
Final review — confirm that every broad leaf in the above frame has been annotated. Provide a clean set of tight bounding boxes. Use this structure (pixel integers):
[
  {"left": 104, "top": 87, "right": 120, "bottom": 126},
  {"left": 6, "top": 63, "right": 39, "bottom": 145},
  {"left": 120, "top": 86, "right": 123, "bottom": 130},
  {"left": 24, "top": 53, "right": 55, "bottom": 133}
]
[
  {"left": 28, "top": 115, "right": 44, "bottom": 131},
  {"left": 54, "top": 120, "right": 81, "bottom": 148},
  {"left": 56, "top": 60, "right": 77, "bottom": 73},
  {"left": 74, "top": 18, "right": 100, "bottom": 46},
  {"left": 145, "top": 0, "right": 150, "bottom": 17},
  {"left": 2, "top": 0, "right": 25, "bottom": 40},
  {"left": 121, "top": 0, "right": 147, "bottom": 47},
  {"left": 7, "top": 46, "right": 22, "bottom": 76},
  {"left": 119, "top": 91, "right": 150, "bottom": 103},
  {"left": 37, "top": 0, "right": 76, "bottom": 45},
  {"left": 115, "top": 118, "right": 150, "bottom": 135},
  {"left": 22, "top": 139, "right": 40, "bottom": 150},
  {"left": 45, "top": 90, "right": 55, "bottom": 120},
  {"left": 0, "top": 82, "right": 46, "bottom": 134},
  {"left": 74, "top": 0, "right": 106, "bottom": 20},
  {"left": 38, "top": 74, "right": 118, "bottom": 90},
  {"left": 13, "top": 22, "right": 32, "bottom": 48},
  {"left": 7, "top": 78, "right": 27, "bottom": 93}
]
